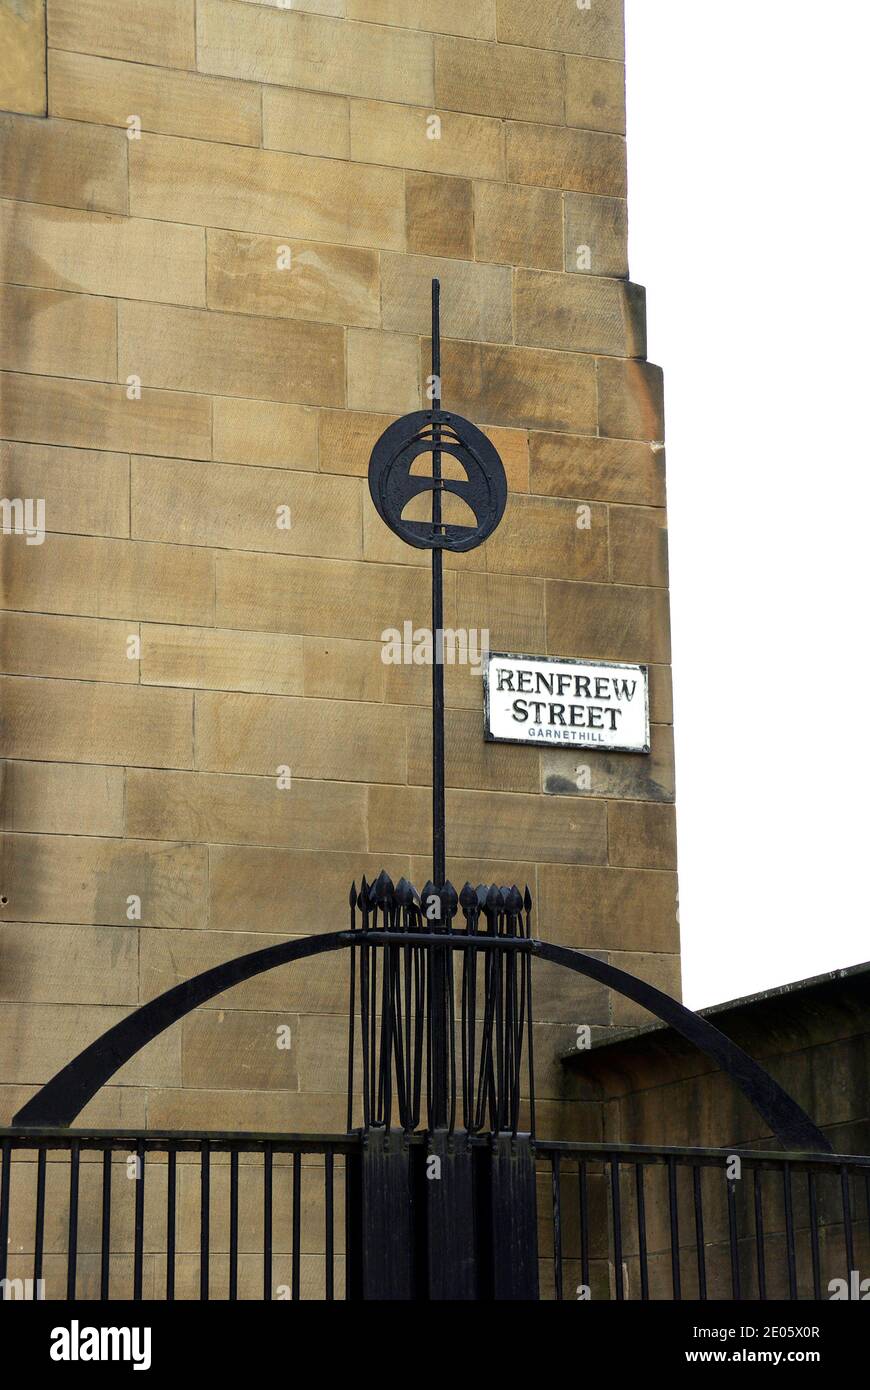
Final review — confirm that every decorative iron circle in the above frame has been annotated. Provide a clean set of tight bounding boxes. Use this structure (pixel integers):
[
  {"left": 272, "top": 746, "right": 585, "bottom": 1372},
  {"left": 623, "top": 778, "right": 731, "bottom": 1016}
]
[{"left": 367, "top": 409, "right": 507, "bottom": 552}]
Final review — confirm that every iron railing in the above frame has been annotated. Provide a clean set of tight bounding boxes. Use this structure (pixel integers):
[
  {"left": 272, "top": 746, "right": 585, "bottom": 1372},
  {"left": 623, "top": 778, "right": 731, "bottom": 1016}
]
[
  {"left": 2, "top": 1130, "right": 868, "bottom": 1300},
  {"left": 535, "top": 1141, "right": 870, "bottom": 1302},
  {"left": 0, "top": 1130, "right": 355, "bottom": 1302}
]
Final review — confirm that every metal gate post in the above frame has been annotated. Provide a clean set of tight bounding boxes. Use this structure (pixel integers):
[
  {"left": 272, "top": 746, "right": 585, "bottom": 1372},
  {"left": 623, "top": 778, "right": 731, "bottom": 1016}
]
[
  {"left": 488, "top": 1133, "right": 540, "bottom": 1301},
  {"left": 426, "top": 1129, "right": 477, "bottom": 1299},
  {"left": 359, "top": 1129, "right": 418, "bottom": 1299}
]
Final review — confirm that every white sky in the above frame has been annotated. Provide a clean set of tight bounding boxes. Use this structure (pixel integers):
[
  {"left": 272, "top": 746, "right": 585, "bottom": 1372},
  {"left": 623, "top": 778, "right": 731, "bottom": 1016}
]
[{"left": 624, "top": 1, "right": 870, "bottom": 1008}]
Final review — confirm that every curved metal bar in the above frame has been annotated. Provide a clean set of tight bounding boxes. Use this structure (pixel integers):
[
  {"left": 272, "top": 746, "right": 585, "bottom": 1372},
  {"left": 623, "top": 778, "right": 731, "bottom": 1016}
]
[
  {"left": 13, "top": 933, "right": 348, "bottom": 1129},
  {"left": 532, "top": 942, "right": 831, "bottom": 1154},
  {"left": 12, "top": 933, "right": 832, "bottom": 1152}
]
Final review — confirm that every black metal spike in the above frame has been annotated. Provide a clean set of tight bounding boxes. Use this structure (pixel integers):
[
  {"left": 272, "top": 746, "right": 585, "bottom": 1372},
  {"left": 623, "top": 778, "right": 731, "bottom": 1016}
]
[
  {"left": 442, "top": 881, "right": 458, "bottom": 914},
  {"left": 421, "top": 880, "right": 439, "bottom": 924},
  {"left": 486, "top": 884, "right": 500, "bottom": 912},
  {"left": 460, "top": 882, "right": 477, "bottom": 911},
  {"left": 507, "top": 885, "right": 524, "bottom": 914},
  {"left": 475, "top": 884, "right": 489, "bottom": 909},
  {"left": 374, "top": 870, "right": 394, "bottom": 905},
  {"left": 524, "top": 885, "right": 532, "bottom": 912},
  {"left": 395, "top": 877, "right": 414, "bottom": 907},
  {"left": 349, "top": 881, "right": 357, "bottom": 908}
]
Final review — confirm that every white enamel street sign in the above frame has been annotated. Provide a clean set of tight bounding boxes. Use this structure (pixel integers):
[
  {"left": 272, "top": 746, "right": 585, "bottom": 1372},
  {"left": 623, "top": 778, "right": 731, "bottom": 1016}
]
[{"left": 484, "top": 652, "right": 650, "bottom": 754}]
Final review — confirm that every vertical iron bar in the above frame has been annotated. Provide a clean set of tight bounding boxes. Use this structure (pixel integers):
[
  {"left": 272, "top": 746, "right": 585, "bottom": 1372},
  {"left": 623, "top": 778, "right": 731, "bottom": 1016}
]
[
  {"left": 0, "top": 1138, "right": 10, "bottom": 1297},
  {"left": 263, "top": 1142, "right": 273, "bottom": 1302},
  {"left": 325, "top": 1149, "right": 335, "bottom": 1302},
  {"left": 66, "top": 1139, "right": 80, "bottom": 1301},
  {"left": 841, "top": 1165, "right": 855, "bottom": 1281},
  {"left": 726, "top": 1175, "right": 741, "bottom": 1301},
  {"left": 667, "top": 1156, "right": 681, "bottom": 1300},
  {"left": 166, "top": 1146, "right": 176, "bottom": 1302},
  {"left": 431, "top": 276, "right": 445, "bottom": 890},
  {"left": 229, "top": 1149, "right": 239, "bottom": 1301},
  {"left": 551, "top": 1152, "right": 563, "bottom": 1302},
  {"left": 610, "top": 1155, "right": 624, "bottom": 1301},
  {"left": 692, "top": 1165, "right": 707, "bottom": 1301},
  {"left": 807, "top": 1171, "right": 820, "bottom": 1301},
  {"left": 430, "top": 279, "right": 448, "bottom": 1130},
  {"left": 100, "top": 1149, "right": 112, "bottom": 1301},
  {"left": 636, "top": 1163, "right": 649, "bottom": 1301},
  {"left": 579, "top": 1161, "right": 590, "bottom": 1292},
  {"left": 292, "top": 1151, "right": 301, "bottom": 1301},
  {"left": 754, "top": 1167, "right": 767, "bottom": 1301},
  {"left": 783, "top": 1162, "right": 797, "bottom": 1300},
  {"left": 200, "top": 1139, "right": 210, "bottom": 1302},
  {"left": 34, "top": 1146, "right": 47, "bottom": 1296},
  {"left": 133, "top": 1139, "right": 145, "bottom": 1302}
]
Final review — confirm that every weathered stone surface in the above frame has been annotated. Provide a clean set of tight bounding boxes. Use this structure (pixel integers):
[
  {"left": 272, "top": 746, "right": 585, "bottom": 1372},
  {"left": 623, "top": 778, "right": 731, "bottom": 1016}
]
[
  {"left": 118, "top": 301, "right": 345, "bottom": 407},
  {"left": 213, "top": 397, "right": 318, "bottom": 471},
  {"left": 537, "top": 864, "right": 679, "bottom": 952},
  {"left": 0, "top": 440, "right": 130, "bottom": 537},
  {"left": 435, "top": 340, "right": 597, "bottom": 433},
  {"left": 126, "top": 769, "right": 368, "bottom": 852},
  {"left": 564, "top": 192, "right": 628, "bottom": 278},
  {"left": 0, "top": 761, "right": 124, "bottom": 837},
  {"left": 435, "top": 35, "right": 563, "bottom": 124},
  {"left": 303, "top": 636, "right": 385, "bottom": 704},
  {"left": 405, "top": 172, "right": 474, "bottom": 260},
  {"left": 0, "top": 198, "right": 205, "bottom": 306},
  {"left": 0, "top": 283, "right": 116, "bottom": 382},
  {"left": 408, "top": 706, "right": 539, "bottom": 793},
  {"left": 0, "top": 372, "right": 212, "bottom": 458},
  {"left": 455, "top": 571, "right": 546, "bottom": 652},
  {"left": 209, "top": 846, "right": 411, "bottom": 936},
  {"left": 541, "top": 725, "right": 676, "bottom": 805},
  {"left": 485, "top": 493, "right": 608, "bottom": 581},
  {"left": 131, "top": 456, "right": 362, "bottom": 558},
  {"left": 565, "top": 54, "right": 626, "bottom": 134},
  {"left": 347, "top": 329, "right": 420, "bottom": 412},
  {"left": 48, "top": 49, "right": 262, "bottom": 145},
  {"left": 608, "top": 801, "right": 678, "bottom": 871},
  {"left": 0, "top": 675, "right": 193, "bottom": 768},
  {"left": 597, "top": 358, "right": 665, "bottom": 442},
  {"left": 609, "top": 504, "right": 669, "bottom": 587},
  {"left": 369, "top": 785, "right": 608, "bottom": 864},
  {"left": 608, "top": 951, "right": 682, "bottom": 1025},
  {"left": 0, "top": 115, "right": 127, "bottom": 213},
  {"left": 506, "top": 122, "right": 626, "bottom": 197},
  {"left": 215, "top": 551, "right": 437, "bottom": 641},
  {"left": 0, "top": 0, "right": 46, "bottom": 115},
  {"left": 496, "top": 0, "right": 624, "bottom": 58},
  {"left": 381, "top": 252, "right": 511, "bottom": 342},
  {"left": 141, "top": 625, "right": 304, "bottom": 697},
  {"left": 347, "top": 0, "right": 496, "bottom": 39},
  {"left": 263, "top": 86, "right": 349, "bottom": 159},
  {"left": 474, "top": 182, "right": 563, "bottom": 271},
  {"left": 0, "top": 1001, "right": 180, "bottom": 1090},
  {"left": 0, "top": 833, "right": 207, "bottom": 928},
  {"left": 207, "top": 230, "right": 379, "bottom": 328},
  {"left": 546, "top": 580, "right": 671, "bottom": 664},
  {"left": 529, "top": 431, "right": 665, "bottom": 506},
  {"left": 0, "top": 923, "right": 138, "bottom": 1006},
  {"left": 1, "top": 534, "right": 214, "bottom": 624},
  {"left": 48, "top": 0, "right": 196, "bottom": 68},
  {"left": 318, "top": 409, "right": 392, "bottom": 477},
  {"left": 514, "top": 270, "right": 646, "bottom": 357},
  {"left": 194, "top": 690, "right": 407, "bottom": 784},
  {"left": 182, "top": 1011, "right": 299, "bottom": 1091},
  {"left": 130, "top": 133, "right": 405, "bottom": 250},
  {"left": 350, "top": 98, "right": 504, "bottom": 180},
  {"left": 0, "top": 612, "right": 134, "bottom": 683},
  {"left": 197, "top": 0, "right": 434, "bottom": 103}
]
